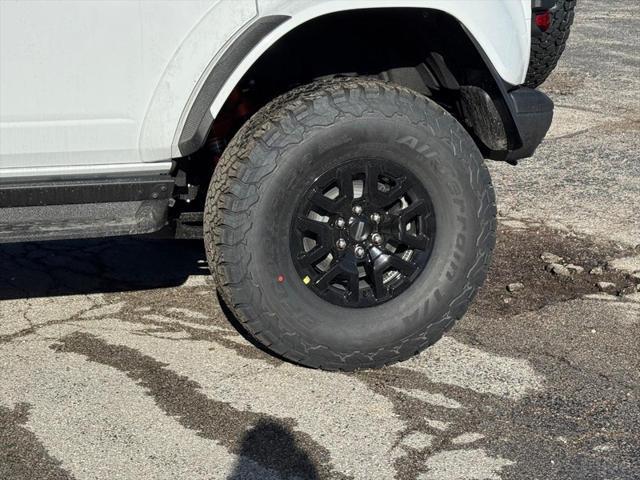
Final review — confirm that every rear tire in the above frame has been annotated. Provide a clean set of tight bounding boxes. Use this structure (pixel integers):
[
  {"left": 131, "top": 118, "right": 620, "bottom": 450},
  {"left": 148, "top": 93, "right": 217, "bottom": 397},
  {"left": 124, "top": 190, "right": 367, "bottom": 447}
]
[
  {"left": 525, "top": 0, "right": 577, "bottom": 88},
  {"left": 204, "top": 78, "right": 496, "bottom": 370}
]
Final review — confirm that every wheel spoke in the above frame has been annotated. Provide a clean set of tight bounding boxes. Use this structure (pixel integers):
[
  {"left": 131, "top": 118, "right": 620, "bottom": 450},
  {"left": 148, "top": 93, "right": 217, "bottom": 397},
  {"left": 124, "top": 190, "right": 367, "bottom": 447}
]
[
  {"left": 297, "top": 244, "right": 331, "bottom": 266},
  {"left": 388, "top": 256, "right": 418, "bottom": 277},
  {"left": 365, "top": 164, "right": 410, "bottom": 209},
  {"left": 315, "top": 264, "right": 341, "bottom": 291},
  {"left": 365, "top": 163, "right": 382, "bottom": 201},
  {"left": 400, "top": 199, "right": 428, "bottom": 222},
  {"left": 399, "top": 231, "right": 428, "bottom": 250},
  {"left": 346, "top": 267, "right": 360, "bottom": 303},
  {"left": 315, "top": 256, "right": 359, "bottom": 293},
  {"left": 380, "top": 176, "right": 408, "bottom": 205},
  {"left": 296, "top": 216, "right": 331, "bottom": 237},
  {"left": 309, "top": 191, "right": 338, "bottom": 214},
  {"left": 365, "top": 260, "right": 387, "bottom": 298},
  {"left": 336, "top": 167, "right": 354, "bottom": 200}
]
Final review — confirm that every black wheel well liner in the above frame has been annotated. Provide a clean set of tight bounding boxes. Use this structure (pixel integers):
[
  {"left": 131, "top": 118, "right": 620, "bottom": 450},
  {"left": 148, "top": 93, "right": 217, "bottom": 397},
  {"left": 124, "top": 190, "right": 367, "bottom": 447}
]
[
  {"left": 178, "top": 15, "right": 290, "bottom": 156},
  {"left": 177, "top": 8, "right": 525, "bottom": 160}
]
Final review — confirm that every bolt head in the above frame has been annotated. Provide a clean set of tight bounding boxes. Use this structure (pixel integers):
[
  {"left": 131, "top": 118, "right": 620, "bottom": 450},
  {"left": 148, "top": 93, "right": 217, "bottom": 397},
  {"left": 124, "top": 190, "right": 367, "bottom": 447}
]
[
  {"left": 370, "top": 213, "right": 381, "bottom": 223},
  {"left": 352, "top": 205, "right": 363, "bottom": 215},
  {"left": 371, "top": 233, "right": 383, "bottom": 246},
  {"left": 335, "top": 217, "right": 346, "bottom": 229},
  {"left": 354, "top": 245, "right": 366, "bottom": 258},
  {"left": 336, "top": 238, "right": 347, "bottom": 250}
]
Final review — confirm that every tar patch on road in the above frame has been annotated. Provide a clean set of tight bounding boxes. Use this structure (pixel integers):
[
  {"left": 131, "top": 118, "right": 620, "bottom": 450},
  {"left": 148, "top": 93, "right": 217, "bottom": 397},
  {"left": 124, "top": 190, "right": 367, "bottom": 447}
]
[
  {"left": 50, "top": 332, "right": 346, "bottom": 480},
  {"left": 0, "top": 403, "right": 74, "bottom": 480},
  {"left": 471, "top": 222, "right": 639, "bottom": 319}
]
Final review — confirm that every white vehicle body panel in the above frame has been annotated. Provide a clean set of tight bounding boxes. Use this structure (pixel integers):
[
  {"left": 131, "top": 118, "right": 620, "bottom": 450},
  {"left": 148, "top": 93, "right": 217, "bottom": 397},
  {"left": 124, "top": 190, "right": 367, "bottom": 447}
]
[
  {"left": 0, "top": 0, "right": 530, "bottom": 179},
  {"left": 0, "top": 0, "right": 257, "bottom": 177}
]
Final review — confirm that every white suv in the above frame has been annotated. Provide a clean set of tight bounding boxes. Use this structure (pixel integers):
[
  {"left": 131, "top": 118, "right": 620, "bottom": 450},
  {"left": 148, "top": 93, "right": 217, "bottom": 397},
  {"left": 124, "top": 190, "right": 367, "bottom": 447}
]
[{"left": 0, "top": 0, "right": 571, "bottom": 370}]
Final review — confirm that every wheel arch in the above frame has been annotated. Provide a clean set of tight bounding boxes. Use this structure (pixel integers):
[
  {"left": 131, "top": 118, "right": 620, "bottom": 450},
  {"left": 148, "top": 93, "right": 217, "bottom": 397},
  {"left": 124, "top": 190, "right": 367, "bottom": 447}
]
[{"left": 174, "top": 3, "right": 531, "bottom": 160}]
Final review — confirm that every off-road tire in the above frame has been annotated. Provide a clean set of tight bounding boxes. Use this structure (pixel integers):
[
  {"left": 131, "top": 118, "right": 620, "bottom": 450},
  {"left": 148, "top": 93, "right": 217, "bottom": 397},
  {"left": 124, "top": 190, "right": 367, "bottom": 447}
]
[
  {"left": 525, "top": 0, "right": 577, "bottom": 88},
  {"left": 204, "top": 78, "right": 496, "bottom": 370}
]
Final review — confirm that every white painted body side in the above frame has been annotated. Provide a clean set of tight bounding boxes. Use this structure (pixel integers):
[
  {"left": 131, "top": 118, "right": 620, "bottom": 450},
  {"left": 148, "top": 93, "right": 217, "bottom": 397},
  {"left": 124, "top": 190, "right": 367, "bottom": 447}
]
[
  {"left": 0, "top": 0, "right": 257, "bottom": 178},
  {"left": 0, "top": 0, "right": 531, "bottom": 179}
]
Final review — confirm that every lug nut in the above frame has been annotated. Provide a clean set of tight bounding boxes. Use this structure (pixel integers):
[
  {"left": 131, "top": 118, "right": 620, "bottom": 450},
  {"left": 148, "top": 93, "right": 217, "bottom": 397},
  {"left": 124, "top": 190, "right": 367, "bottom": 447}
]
[
  {"left": 354, "top": 245, "right": 366, "bottom": 258},
  {"left": 371, "top": 233, "right": 383, "bottom": 246},
  {"left": 352, "top": 205, "right": 363, "bottom": 215},
  {"left": 370, "top": 212, "right": 381, "bottom": 223},
  {"left": 335, "top": 217, "right": 346, "bottom": 228},
  {"left": 336, "top": 238, "right": 347, "bottom": 250}
]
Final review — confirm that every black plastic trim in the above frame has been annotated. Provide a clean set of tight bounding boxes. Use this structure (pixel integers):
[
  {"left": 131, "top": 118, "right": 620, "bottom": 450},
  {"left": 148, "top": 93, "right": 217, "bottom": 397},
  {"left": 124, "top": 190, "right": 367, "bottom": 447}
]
[
  {"left": 532, "top": 0, "right": 556, "bottom": 11},
  {"left": 178, "top": 15, "right": 290, "bottom": 156},
  {"left": 458, "top": 25, "right": 523, "bottom": 155},
  {"left": 0, "top": 176, "right": 174, "bottom": 208},
  {"left": 504, "top": 88, "right": 554, "bottom": 162},
  {"left": 458, "top": 23, "right": 555, "bottom": 162}
]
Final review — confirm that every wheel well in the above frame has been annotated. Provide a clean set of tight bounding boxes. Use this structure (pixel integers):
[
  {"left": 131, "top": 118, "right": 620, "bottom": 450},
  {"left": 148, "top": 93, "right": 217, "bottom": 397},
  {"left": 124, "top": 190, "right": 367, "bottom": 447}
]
[
  {"left": 241, "top": 8, "right": 492, "bottom": 106},
  {"left": 172, "top": 8, "right": 519, "bottom": 220}
]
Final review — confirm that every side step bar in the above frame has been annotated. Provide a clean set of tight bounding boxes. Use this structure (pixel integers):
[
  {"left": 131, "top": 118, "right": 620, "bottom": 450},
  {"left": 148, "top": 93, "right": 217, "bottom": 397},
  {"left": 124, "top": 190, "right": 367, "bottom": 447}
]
[{"left": 0, "top": 175, "right": 174, "bottom": 243}]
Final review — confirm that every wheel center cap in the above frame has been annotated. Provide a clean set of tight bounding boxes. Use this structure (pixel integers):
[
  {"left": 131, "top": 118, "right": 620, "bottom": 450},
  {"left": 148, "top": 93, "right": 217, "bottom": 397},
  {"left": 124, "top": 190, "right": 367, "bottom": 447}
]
[{"left": 349, "top": 217, "right": 371, "bottom": 241}]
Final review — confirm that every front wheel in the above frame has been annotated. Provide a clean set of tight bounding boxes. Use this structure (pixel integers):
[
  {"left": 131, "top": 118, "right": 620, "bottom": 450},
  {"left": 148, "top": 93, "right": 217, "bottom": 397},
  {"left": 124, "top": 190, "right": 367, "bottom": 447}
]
[{"left": 205, "top": 78, "right": 496, "bottom": 370}]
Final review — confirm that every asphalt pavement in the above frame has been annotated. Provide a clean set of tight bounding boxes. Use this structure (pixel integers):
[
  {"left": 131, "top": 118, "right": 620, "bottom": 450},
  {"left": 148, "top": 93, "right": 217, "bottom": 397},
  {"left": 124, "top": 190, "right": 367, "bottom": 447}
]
[{"left": 1, "top": 1, "right": 639, "bottom": 479}]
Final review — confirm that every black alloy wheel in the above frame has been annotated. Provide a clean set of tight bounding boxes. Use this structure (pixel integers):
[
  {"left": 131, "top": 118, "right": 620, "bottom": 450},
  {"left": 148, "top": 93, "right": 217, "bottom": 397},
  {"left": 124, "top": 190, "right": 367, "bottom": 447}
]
[{"left": 291, "top": 158, "right": 436, "bottom": 308}]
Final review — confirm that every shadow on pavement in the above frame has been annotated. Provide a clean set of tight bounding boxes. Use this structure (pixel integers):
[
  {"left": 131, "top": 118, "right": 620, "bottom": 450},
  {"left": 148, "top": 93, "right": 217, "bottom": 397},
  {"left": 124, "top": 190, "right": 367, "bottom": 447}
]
[
  {"left": 0, "top": 236, "right": 209, "bottom": 301},
  {"left": 227, "top": 419, "right": 319, "bottom": 480}
]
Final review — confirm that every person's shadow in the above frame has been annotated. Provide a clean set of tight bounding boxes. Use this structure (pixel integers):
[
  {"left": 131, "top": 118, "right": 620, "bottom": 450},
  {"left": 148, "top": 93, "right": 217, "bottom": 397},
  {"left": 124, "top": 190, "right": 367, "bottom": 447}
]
[{"left": 227, "top": 419, "right": 319, "bottom": 480}]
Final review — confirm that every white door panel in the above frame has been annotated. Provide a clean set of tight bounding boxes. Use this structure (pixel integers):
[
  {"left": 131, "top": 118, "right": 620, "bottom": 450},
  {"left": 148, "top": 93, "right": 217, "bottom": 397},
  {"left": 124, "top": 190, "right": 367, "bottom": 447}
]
[{"left": 0, "top": 0, "right": 256, "bottom": 174}]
